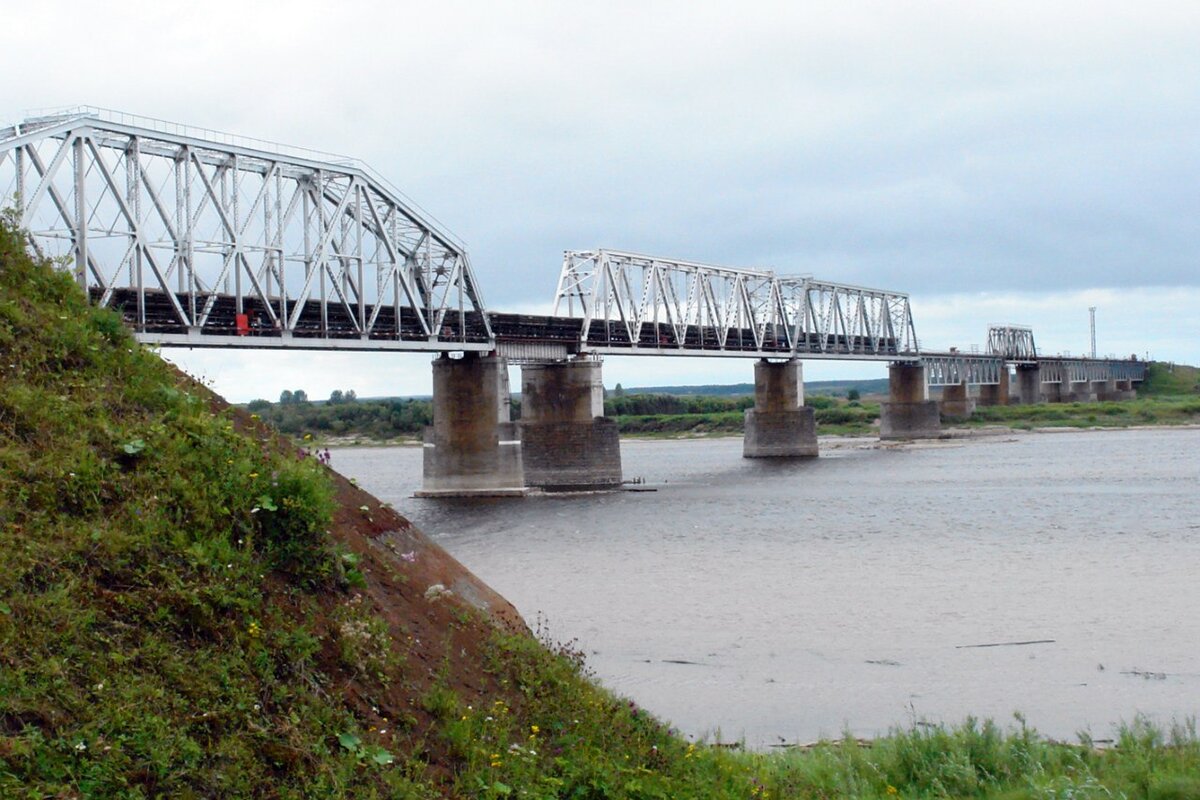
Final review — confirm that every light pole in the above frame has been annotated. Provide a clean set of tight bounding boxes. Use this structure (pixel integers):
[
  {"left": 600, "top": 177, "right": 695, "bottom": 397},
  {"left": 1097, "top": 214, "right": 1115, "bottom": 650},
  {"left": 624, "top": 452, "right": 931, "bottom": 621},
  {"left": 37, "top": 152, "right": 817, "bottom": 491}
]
[{"left": 1089, "top": 306, "right": 1097, "bottom": 359}]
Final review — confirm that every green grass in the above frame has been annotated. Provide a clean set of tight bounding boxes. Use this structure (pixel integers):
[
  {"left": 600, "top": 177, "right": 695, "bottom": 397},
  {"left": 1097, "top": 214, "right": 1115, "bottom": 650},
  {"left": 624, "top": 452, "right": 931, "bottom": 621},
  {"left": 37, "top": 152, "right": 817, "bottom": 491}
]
[
  {"left": 1139, "top": 362, "right": 1200, "bottom": 397},
  {"left": 4, "top": 214, "right": 1200, "bottom": 797},
  {"left": 960, "top": 397, "right": 1200, "bottom": 430}
]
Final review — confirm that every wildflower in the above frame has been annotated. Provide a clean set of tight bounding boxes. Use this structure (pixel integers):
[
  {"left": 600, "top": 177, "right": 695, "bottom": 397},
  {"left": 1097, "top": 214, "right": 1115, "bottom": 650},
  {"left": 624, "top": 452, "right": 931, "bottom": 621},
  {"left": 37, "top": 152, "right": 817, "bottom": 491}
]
[
  {"left": 74, "top": 741, "right": 87, "bottom": 752},
  {"left": 530, "top": 724, "right": 540, "bottom": 735},
  {"left": 887, "top": 787, "right": 898, "bottom": 796},
  {"left": 248, "top": 472, "right": 259, "bottom": 479},
  {"left": 399, "top": 551, "right": 416, "bottom": 563},
  {"left": 247, "top": 621, "right": 261, "bottom": 638}
]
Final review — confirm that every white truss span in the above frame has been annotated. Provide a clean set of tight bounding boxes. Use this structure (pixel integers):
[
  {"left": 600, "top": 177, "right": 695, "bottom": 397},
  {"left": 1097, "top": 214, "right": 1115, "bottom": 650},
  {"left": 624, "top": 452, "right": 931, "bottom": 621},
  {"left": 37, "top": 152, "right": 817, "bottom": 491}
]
[
  {"left": 0, "top": 107, "right": 491, "bottom": 351},
  {"left": 986, "top": 324, "right": 1037, "bottom": 362},
  {"left": 552, "top": 249, "right": 919, "bottom": 359},
  {"left": 922, "top": 353, "right": 1005, "bottom": 386}
]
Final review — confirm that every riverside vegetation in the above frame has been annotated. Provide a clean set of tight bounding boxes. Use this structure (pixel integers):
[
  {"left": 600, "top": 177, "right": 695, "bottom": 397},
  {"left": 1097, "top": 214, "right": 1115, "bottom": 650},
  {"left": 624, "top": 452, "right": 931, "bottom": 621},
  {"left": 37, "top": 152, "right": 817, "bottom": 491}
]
[
  {"left": 247, "top": 366, "right": 1198, "bottom": 445},
  {"left": 3, "top": 216, "right": 1200, "bottom": 798}
]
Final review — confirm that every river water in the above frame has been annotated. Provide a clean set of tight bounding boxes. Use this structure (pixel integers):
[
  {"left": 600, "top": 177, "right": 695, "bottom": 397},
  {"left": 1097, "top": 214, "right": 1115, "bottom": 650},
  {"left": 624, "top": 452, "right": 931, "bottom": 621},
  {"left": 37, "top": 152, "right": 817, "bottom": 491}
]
[{"left": 334, "top": 429, "right": 1200, "bottom": 747}]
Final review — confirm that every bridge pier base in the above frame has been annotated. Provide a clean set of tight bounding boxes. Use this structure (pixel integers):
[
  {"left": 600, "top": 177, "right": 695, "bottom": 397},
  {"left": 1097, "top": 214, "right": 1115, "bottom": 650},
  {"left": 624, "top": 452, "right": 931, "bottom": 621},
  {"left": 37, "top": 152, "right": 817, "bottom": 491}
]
[
  {"left": 1014, "top": 365, "right": 1042, "bottom": 405},
  {"left": 977, "top": 370, "right": 1010, "bottom": 406},
  {"left": 1041, "top": 381, "right": 1063, "bottom": 403},
  {"left": 1070, "top": 381, "right": 1099, "bottom": 402},
  {"left": 939, "top": 381, "right": 975, "bottom": 420},
  {"left": 418, "top": 353, "right": 527, "bottom": 497},
  {"left": 743, "top": 359, "right": 818, "bottom": 457},
  {"left": 1112, "top": 379, "right": 1136, "bottom": 400},
  {"left": 1092, "top": 379, "right": 1115, "bottom": 401},
  {"left": 880, "top": 363, "right": 942, "bottom": 440},
  {"left": 520, "top": 358, "right": 623, "bottom": 491}
]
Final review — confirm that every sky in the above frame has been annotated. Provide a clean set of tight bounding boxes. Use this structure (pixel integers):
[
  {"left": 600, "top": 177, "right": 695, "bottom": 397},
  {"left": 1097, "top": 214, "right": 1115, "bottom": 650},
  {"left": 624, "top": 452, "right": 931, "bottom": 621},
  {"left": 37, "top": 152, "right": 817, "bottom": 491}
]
[{"left": 2, "top": 0, "right": 1197, "bottom": 401}]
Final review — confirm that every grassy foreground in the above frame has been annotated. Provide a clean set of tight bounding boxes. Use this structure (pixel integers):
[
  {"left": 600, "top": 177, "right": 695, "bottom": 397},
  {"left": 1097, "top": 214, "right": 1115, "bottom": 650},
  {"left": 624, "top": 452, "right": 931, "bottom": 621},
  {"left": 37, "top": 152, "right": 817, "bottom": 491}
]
[{"left": 3, "top": 217, "right": 1200, "bottom": 798}]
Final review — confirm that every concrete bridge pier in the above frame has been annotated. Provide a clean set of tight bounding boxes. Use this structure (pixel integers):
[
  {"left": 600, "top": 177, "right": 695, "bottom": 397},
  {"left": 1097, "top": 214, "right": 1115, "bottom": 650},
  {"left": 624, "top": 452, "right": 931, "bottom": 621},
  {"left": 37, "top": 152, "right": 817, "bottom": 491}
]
[
  {"left": 939, "top": 381, "right": 975, "bottom": 419},
  {"left": 1112, "top": 379, "right": 1137, "bottom": 400},
  {"left": 419, "top": 353, "right": 526, "bottom": 497},
  {"left": 977, "top": 370, "right": 1010, "bottom": 406},
  {"left": 1093, "top": 379, "right": 1115, "bottom": 401},
  {"left": 743, "top": 359, "right": 818, "bottom": 457},
  {"left": 880, "top": 363, "right": 942, "bottom": 440},
  {"left": 1041, "top": 381, "right": 1063, "bottom": 403},
  {"left": 1013, "top": 365, "right": 1042, "bottom": 405},
  {"left": 1066, "top": 380, "right": 1095, "bottom": 402},
  {"left": 519, "top": 358, "right": 622, "bottom": 491}
]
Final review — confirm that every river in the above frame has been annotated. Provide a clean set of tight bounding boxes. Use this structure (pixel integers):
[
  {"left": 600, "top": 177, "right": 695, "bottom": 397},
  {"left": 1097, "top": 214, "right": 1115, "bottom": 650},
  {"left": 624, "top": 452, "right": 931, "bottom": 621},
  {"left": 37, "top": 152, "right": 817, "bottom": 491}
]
[{"left": 333, "top": 428, "right": 1200, "bottom": 747}]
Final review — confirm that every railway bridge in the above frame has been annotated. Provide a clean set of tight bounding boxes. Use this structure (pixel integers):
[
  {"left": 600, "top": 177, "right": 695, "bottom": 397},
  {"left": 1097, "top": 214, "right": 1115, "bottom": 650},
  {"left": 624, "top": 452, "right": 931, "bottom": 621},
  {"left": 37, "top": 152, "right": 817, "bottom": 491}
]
[{"left": 0, "top": 108, "right": 1146, "bottom": 495}]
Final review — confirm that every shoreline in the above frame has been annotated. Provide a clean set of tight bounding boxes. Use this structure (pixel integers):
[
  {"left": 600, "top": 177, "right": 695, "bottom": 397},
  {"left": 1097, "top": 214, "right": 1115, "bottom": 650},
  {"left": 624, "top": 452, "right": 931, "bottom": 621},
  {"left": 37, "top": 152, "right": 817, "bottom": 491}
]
[{"left": 315, "top": 421, "right": 1200, "bottom": 450}]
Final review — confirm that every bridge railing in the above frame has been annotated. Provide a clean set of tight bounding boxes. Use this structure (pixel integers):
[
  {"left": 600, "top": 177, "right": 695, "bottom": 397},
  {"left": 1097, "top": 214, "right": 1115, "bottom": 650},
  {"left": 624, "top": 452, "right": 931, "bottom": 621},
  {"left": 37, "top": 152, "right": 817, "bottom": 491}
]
[{"left": 0, "top": 108, "right": 491, "bottom": 351}]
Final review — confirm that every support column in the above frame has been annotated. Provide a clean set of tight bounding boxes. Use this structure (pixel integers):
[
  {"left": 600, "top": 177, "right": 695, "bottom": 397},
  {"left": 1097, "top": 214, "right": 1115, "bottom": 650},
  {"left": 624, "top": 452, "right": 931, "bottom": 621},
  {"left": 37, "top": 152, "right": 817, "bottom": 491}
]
[
  {"left": 1066, "top": 380, "right": 1095, "bottom": 402},
  {"left": 1014, "top": 365, "right": 1042, "bottom": 405},
  {"left": 520, "top": 358, "right": 622, "bottom": 491},
  {"left": 1093, "top": 379, "right": 1115, "bottom": 401},
  {"left": 977, "top": 369, "right": 1010, "bottom": 406},
  {"left": 419, "top": 353, "right": 526, "bottom": 497},
  {"left": 1112, "top": 379, "right": 1136, "bottom": 400},
  {"left": 880, "top": 363, "right": 942, "bottom": 440},
  {"left": 939, "top": 381, "right": 975, "bottom": 420},
  {"left": 743, "top": 359, "right": 818, "bottom": 458},
  {"left": 1041, "top": 380, "right": 1063, "bottom": 403}
]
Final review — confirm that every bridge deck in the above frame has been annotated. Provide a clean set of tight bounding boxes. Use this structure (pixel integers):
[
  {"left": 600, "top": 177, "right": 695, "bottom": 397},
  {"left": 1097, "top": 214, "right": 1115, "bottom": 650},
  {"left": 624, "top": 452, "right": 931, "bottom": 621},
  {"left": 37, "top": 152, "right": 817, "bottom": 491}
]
[{"left": 109, "top": 288, "right": 907, "bottom": 359}]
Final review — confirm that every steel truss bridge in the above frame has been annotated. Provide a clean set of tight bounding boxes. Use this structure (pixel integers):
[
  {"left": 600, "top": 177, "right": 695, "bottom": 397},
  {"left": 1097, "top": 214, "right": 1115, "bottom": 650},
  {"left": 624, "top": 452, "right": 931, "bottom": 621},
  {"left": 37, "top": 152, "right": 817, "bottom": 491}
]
[{"left": 0, "top": 108, "right": 1145, "bottom": 383}]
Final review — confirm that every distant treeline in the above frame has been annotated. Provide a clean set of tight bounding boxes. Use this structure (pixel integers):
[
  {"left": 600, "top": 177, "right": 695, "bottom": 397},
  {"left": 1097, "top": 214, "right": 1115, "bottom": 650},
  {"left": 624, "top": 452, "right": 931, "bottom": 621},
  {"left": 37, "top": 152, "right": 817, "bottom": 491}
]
[
  {"left": 247, "top": 395, "right": 433, "bottom": 440},
  {"left": 625, "top": 378, "right": 890, "bottom": 397},
  {"left": 244, "top": 390, "right": 877, "bottom": 441}
]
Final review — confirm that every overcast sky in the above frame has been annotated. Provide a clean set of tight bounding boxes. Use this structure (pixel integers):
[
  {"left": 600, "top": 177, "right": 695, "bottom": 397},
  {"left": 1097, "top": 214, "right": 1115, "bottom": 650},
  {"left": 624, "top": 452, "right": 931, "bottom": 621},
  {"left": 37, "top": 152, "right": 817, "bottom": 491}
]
[{"left": 3, "top": 1, "right": 1197, "bottom": 400}]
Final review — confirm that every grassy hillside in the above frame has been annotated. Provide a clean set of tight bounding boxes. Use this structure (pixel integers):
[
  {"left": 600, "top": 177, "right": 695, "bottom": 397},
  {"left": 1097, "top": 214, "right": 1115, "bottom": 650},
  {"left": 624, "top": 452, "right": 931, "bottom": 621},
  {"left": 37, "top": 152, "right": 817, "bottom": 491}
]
[
  {"left": 4, "top": 217, "right": 1200, "bottom": 798},
  {"left": 1139, "top": 362, "right": 1200, "bottom": 396}
]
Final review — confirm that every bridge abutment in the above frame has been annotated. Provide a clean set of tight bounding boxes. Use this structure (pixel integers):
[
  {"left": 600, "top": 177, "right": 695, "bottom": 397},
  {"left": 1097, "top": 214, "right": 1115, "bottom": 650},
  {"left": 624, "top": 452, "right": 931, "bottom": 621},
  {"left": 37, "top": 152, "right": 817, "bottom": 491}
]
[
  {"left": 743, "top": 359, "right": 818, "bottom": 457},
  {"left": 1014, "top": 365, "right": 1042, "bottom": 405},
  {"left": 880, "top": 363, "right": 942, "bottom": 440},
  {"left": 1092, "top": 379, "right": 1115, "bottom": 401},
  {"left": 419, "top": 353, "right": 526, "bottom": 497},
  {"left": 977, "top": 369, "right": 1010, "bottom": 406},
  {"left": 519, "top": 359, "right": 623, "bottom": 491},
  {"left": 939, "top": 381, "right": 975, "bottom": 419}
]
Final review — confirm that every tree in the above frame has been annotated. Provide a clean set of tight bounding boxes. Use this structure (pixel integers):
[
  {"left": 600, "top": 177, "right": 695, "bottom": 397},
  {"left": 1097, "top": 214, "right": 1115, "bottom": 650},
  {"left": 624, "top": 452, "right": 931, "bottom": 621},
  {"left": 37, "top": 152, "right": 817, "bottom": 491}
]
[
  {"left": 329, "top": 390, "right": 344, "bottom": 405},
  {"left": 293, "top": 389, "right": 308, "bottom": 404},
  {"left": 847, "top": 388, "right": 861, "bottom": 402},
  {"left": 279, "top": 390, "right": 294, "bottom": 404},
  {"left": 613, "top": 383, "right": 626, "bottom": 398},
  {"left": 247, "top": 398, "right": 271, "bottom": 412},
  {"left": 345, "top": 389, "right": 357, "bottom": 402}
]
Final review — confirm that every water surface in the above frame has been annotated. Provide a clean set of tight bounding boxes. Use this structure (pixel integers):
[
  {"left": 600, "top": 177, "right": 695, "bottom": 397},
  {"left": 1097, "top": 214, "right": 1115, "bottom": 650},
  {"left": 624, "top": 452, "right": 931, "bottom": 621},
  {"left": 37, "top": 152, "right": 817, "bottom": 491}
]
[{"left": 335, "top": 429, "right": 1200, "bottom": 746}]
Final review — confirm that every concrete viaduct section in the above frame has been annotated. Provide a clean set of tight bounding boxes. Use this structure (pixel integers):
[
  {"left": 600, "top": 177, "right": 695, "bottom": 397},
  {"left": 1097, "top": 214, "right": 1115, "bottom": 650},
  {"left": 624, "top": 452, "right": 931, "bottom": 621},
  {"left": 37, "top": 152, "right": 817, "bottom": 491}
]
[
  {"left": 743, "top": 360, "right": 818, "bottom": 457},
  {"left": 923, "top": 355, "right": 1145, "bottom": 425}
]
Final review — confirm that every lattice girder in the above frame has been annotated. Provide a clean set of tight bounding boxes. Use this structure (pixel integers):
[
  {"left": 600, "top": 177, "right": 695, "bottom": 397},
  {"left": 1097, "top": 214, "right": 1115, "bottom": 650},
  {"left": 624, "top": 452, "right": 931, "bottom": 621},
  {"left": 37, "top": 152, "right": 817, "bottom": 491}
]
[
  {"left": 553, "top": 249, "right": 919, "bottom": 359},
  {"left": 0, "top": 107, "right": 491, "bottom": 350}
]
